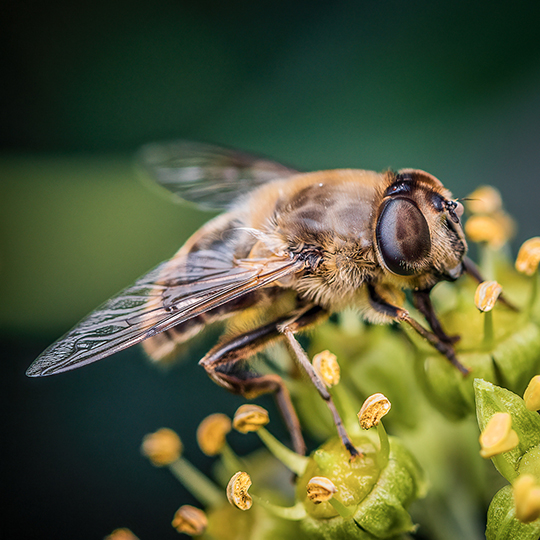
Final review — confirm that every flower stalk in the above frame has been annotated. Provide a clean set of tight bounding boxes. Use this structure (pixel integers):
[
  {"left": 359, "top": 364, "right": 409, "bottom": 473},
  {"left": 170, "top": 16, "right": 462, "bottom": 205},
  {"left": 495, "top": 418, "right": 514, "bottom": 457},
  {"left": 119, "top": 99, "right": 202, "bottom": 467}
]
[
  {"left": 256, "top": 427, "right": 309, "bottom": 476},
  {"left": 169, "top": 457, "right": 225, "bottom": 509}
]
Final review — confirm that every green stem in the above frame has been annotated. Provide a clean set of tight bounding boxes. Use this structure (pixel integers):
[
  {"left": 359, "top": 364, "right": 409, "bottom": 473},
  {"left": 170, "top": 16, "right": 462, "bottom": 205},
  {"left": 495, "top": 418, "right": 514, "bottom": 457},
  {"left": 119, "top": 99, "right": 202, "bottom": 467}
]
[
  {"left": 329, "top": 497, "right": 355, "bottom": 519},
  {"left": 483, "top": 311, "right": 494, "bottom": 349},
  {"left": 220, "top": 443, "right": 245, "bottom": 475},
  {"left": 252, "top": 496, "right": 307, "bottom": 520},
  {"left": 257, "top": 428, "right": 309, "bottom": 476},
  {"left": 491, "top": 453, "right": 518, "bottom": 483},
  {"left": 376, "top": 422, "right": 390, "bottom": 470},
  {"left": 169, "top": 457, "right": 225, "bottom": 509},
  {"left": 480, "top": 245, "right": 495, "bottom": 280},
  {"left": 331, "top": 384, "right": 362, "bottom": 437},
  {"left": 527, "top": 272, "right": 539, "bottom": 317}
]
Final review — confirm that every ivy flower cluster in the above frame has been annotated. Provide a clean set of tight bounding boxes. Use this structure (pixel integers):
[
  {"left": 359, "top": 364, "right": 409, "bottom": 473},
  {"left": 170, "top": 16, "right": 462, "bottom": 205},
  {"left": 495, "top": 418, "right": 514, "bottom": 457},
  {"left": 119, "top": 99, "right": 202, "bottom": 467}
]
[{"left": 108, "top": 186, "right": 540, "bottom": 540}]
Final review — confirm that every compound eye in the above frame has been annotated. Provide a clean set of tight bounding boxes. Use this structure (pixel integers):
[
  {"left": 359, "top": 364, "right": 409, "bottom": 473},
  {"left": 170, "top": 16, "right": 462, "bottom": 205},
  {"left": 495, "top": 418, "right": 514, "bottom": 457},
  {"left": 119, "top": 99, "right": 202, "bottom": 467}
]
[{"left": 376, "top": 198, "right": 431, "bottom": 276}]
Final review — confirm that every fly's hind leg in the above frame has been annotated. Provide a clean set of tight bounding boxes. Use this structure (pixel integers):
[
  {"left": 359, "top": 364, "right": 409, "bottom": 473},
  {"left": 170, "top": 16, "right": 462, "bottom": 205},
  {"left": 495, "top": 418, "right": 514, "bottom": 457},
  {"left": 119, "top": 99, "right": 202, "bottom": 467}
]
[
  {"left": 367, "top": 284, "right": 469, "bottom": 375},
  {"left": 199, "top": 311, "right": 316, "bottom": 455}
]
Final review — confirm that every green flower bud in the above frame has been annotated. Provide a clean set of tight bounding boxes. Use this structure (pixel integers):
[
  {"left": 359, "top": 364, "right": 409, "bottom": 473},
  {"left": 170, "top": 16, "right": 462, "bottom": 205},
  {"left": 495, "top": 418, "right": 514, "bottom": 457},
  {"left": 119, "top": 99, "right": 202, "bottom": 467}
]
[
  {"left": 491, "top": 323, "right": 540, "bottom": 396},
  {"left": 486, "top": 485, "right": 540, "bottom": 540},
  {"left": 519, "top": 447, "right": 540, "bottom": 480},
  {"left": 474, "top": 379, "right": 540, "bottom": 481},
  {"left": 417, "top": 350, "right": 494, "bottom": 420},
  {"left": 296, "top": 435, "right": 426, "bottom": 539}
]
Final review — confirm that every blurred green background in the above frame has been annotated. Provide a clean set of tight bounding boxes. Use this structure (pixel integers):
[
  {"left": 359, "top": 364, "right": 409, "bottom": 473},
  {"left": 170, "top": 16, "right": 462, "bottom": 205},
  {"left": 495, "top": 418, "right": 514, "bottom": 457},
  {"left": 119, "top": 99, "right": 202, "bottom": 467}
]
[{"left": 2, "top": 0, "right": 540, "bottom": 538}]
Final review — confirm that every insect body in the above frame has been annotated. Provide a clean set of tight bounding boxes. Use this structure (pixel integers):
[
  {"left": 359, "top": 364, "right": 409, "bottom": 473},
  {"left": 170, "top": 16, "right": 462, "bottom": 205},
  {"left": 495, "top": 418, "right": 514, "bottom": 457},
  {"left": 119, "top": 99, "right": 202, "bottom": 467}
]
[{"left": 26, "top": 141, "right": 472, "bottom": 456}]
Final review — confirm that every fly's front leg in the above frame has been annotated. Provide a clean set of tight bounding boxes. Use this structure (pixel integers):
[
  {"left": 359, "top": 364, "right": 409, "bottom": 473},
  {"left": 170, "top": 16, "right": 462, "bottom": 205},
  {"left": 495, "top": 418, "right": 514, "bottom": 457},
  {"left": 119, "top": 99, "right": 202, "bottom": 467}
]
[
  {"left": 367, "top": 284, "right": 469, "bottom": 375},
  {"left": 412, "top": 288, "right": 460, "bottom": 345},
  {"left": 199, "top": 317, "right": 306, "bottom": 455},
  {"left": 278, "top": 307, "right": 361, "bottom": 459}
]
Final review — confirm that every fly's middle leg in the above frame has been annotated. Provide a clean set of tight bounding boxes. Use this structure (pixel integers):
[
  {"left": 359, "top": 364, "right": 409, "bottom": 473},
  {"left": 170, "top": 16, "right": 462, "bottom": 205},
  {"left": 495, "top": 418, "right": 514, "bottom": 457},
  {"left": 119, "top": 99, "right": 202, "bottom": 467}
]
[{"left": 277, "top": 306, "right": 361, "bottom": 459}]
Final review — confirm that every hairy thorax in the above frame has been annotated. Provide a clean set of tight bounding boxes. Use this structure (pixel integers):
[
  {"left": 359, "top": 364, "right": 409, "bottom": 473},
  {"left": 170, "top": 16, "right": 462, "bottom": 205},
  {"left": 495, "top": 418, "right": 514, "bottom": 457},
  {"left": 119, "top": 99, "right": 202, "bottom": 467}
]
[{"left": 255, "top": 170, "right": 388, "bottom": 309}]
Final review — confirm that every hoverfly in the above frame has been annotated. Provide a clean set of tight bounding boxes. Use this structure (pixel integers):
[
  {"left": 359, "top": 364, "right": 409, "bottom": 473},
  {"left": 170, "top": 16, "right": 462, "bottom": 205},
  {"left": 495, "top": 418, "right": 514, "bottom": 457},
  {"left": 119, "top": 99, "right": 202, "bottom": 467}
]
[{"left": 27, "top": 141, "right": 479, "bottom": 457}]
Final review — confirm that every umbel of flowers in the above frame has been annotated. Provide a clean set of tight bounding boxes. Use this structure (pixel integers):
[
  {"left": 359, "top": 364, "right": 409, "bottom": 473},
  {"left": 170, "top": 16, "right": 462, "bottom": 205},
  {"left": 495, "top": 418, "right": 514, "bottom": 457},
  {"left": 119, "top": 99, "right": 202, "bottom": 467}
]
[
  {"left": 111, "top": 185, "right": 540, "bottom": 540},
  {"left": 141, "top": 390, "right": 427, "bottom": 540}
]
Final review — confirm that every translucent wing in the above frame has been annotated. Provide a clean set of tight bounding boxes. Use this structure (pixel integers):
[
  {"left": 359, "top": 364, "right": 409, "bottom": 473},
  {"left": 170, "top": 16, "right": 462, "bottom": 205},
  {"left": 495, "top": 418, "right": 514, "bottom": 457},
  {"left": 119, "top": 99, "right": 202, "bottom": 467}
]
[
  {"left": 138, "top": 140, "right": 299, "bottom": 210},
  {"left": 26, "top": 250, "right": 305, "bottom": 377}
]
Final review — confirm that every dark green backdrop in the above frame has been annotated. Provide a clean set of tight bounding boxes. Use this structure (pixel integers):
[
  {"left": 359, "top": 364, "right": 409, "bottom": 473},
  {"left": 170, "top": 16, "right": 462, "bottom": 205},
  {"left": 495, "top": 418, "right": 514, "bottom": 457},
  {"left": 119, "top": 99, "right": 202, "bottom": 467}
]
[{"left": 2, "top": 1, "right": 540, "bottom": 538}]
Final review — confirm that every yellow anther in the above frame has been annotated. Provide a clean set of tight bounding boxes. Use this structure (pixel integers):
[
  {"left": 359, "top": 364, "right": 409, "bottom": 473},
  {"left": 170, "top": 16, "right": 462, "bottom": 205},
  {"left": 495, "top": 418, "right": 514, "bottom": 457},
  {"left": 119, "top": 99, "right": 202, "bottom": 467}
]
[
  {"left": 465, "top": 214, "right": 514, "bottom": 248},
  {"left": 474, "top": 280, "right": 503, "bottom": 312},
  {"left": 466, "top": 185, "right": 503, "bottom": 215},
  {"left": 479, "top": 412, "right": 519, "bottom": 458},
  {"left": 227, "top": 471, "right": 253, "bottom": 510},
  {"left": 513, "top": 475, "right": 540, "bottom": 523},
  {"left": 358, "top": 393, "right": 392, "bottom": 429},
  {"left": 104, "top": 529, "right": 140, "bottom": 540},
  {"left": 516, "top": 237, "right": 540, "bottom": 276},
  {"left": 306, "top": 476, "right": 337, "bottom": 504},
  {"left": 196, "top": 413, "right": 232, "bottom": 456},
  {"left": 232, "top": 404, "right": 269, "bottom": 433},
  {"left": 524, "top": 375, "right": 540, "bottom": 412},
  {"left": 141, "top": 428, "right": 182, "bottom": 466},
  {"left": 312, "top": 350, "right": 341, "bottom": 387},
  {"left": 172, "top": 505, "right": 208, "bottom": 536}
]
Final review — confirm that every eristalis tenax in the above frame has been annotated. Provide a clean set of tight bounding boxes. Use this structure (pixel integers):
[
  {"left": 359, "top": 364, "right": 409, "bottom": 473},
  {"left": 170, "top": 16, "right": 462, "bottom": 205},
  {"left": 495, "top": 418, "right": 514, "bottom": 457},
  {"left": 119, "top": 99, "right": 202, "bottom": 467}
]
[{"left": 27, "top": 141, "right": 482, "bottom": 457}]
